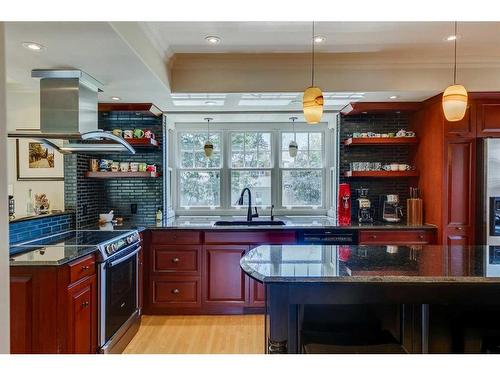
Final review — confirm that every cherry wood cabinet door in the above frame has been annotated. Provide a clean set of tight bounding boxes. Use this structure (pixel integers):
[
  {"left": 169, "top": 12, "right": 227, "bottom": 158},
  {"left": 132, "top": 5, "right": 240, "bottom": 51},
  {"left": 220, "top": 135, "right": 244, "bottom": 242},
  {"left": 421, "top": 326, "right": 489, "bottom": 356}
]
[
  {"left": 10, "top": 276, "right": 33, "bottom": 354},
  {"left": 476, "top": 100, "right": 500, "bottom": 137},
  {"left": 247, "top": 278, "right": 265, "bottom": 307},
  {"left": 443, "top": 139, "right": 475, "bottom": 246},
  {"left": 445, "top": 103, "right": 476, "bottom": 138},
  {"left": 66, "top": 275, "right": 97, "bottom": 354},
  {"left": 204, "top": 245, "right": 248, "bottom": 305}
]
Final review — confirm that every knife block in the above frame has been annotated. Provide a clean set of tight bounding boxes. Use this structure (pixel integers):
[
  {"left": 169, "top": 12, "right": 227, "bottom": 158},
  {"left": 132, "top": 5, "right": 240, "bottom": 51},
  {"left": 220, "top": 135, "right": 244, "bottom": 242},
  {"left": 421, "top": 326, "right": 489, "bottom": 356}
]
[{"left": 407, "top": 198, "right": 423, "bottom": 225}]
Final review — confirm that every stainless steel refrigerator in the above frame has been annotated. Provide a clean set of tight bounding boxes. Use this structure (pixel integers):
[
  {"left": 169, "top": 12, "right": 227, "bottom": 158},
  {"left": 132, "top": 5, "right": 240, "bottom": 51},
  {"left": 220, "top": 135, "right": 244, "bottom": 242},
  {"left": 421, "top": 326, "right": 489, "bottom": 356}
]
[{"left": 484, "top": 139, "right": 500, "bottom": 246}]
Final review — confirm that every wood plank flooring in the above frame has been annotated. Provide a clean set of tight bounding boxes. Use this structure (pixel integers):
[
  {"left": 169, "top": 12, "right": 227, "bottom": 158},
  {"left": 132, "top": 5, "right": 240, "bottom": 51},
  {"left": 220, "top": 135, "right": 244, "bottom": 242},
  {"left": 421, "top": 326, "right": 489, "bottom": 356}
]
[{"left": 123, "top": 315, "right": 265, "bottom": 354}]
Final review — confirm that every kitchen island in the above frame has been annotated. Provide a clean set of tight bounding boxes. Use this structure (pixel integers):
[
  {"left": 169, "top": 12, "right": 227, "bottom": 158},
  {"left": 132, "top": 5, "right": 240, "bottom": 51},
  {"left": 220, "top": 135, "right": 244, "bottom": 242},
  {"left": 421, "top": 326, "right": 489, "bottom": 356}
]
[{"left": 240, "top": 244, "right": 500, "bottom": 354}]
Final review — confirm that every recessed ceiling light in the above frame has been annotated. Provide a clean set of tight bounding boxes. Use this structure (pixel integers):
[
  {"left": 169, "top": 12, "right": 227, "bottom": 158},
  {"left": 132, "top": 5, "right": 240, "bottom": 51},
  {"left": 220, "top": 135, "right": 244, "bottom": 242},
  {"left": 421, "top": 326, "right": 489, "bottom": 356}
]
[
  {"left": 446, "top": 35, "right": 457, "bottom": 41},
  {"left": 22, "top": 42, "right": 45, "bottom": 51},
  {"left": 111, "top": 96, "right": 121, "bottom": 101},
  {"left": 313, "top": 35, "right": 326, "bottom": 44},
  {"left": 389, "top": 95, "right": 398, "bottom": 99},
  {"left": 205, "top": 36, "right": 221, "bottom": 45}
]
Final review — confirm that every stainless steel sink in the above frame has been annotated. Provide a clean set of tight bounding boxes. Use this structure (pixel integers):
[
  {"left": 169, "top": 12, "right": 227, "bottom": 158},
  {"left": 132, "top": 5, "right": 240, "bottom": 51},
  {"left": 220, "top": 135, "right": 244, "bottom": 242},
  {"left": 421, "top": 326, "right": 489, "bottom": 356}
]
[{"left": 214, "top": 220, "right": 286, "bottom": 226}]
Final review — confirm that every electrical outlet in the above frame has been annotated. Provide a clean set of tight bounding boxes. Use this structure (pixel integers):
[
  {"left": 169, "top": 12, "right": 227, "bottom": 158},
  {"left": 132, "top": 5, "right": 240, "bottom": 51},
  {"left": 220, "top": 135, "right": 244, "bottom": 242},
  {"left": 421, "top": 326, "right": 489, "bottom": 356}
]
[{"left": 131, "top": 204, "right": 138, "bottom": 214}]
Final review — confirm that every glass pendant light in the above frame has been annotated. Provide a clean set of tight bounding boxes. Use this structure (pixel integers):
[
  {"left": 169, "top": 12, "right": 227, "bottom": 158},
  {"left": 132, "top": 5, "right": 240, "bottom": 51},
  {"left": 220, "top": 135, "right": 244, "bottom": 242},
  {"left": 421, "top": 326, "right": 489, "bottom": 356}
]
[
  {"left": 203, "top": 117, "right": 214, "bottom": 158},
  {"left": 288, "top": 116, "right": 298, "bottom": 157},
  {"left": 442, "top": 21, "right": 468, "bottom": 122},
  {"left": 303, "top": 21, "right": 324, "bottom": 124}
]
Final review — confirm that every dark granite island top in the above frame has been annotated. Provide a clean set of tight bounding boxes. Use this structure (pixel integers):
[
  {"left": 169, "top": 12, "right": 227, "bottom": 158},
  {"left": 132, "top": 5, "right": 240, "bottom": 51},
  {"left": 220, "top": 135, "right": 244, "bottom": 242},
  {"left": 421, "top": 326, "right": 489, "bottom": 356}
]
[
  {"left": 240, "top": 245, "right": 500, "bottom": 354},
  {"left": 241, "top": 245, "right": 500, "bottom": 284}
]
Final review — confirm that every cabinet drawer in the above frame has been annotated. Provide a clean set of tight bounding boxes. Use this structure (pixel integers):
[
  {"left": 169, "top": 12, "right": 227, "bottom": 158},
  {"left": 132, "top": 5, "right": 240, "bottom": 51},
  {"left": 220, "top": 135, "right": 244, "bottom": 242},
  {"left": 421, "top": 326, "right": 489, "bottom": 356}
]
[
  {"left": 153, "top": 246, "right": 200, "bottom": 274},
  {"left": 151, "top": 230, "right": 202, "bottom": 245},
  {"left": 152, "top": 277, "right": 201, "bottom": 306},
  {"left": 204, "top": 230, "right": 296, "bottom": 245},
  {"left": 359, "top": 230, "right": 433, "bottom": 245},
  {"left": 68, "top": 254, "right": 95, "bottom": 284}
]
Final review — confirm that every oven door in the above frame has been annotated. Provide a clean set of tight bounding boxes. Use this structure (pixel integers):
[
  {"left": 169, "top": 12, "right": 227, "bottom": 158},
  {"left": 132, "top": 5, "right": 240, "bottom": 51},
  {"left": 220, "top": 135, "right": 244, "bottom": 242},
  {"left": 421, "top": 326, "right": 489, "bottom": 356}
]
[{"left": 100, "top": 245, "right": 140, "bottom": 346}]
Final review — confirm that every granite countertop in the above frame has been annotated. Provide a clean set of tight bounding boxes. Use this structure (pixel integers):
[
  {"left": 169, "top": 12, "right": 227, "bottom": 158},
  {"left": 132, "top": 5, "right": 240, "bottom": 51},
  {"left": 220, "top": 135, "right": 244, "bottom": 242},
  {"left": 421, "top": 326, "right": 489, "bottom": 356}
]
[
  {"left": 240, "top": 245, "right": 500, "bottom": 284},
  {"left": 9, "top": 245, "right": 97, "bottom": 266},
  {"left": 147, "top": 216, "right": 437, "bottom": 230}
]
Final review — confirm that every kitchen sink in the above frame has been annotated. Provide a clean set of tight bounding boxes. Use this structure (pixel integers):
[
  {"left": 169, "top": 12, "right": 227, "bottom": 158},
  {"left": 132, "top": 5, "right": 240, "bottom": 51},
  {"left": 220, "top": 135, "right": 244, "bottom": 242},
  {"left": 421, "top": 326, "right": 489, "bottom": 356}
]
[{"left": 214, "top": 220, "right": 286, "bottom": 226}]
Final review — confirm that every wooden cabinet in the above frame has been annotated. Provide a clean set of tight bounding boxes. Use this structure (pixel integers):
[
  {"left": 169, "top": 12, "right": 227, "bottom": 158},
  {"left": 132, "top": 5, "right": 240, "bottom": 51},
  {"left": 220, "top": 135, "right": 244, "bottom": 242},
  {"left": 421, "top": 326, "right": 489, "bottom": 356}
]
[
  {"left": 150, "top": 276, "right": 201, "bottom": 308},
  {"left": 247, "top": 278, "right": 265, "bottom": 307},
  {"left": 443, "top": 139, "right": 476, "bottom": 246},
  {"left": 66, "top": 275, "right": 97, "bottom": 354},
  {"left": 138, "top": 246, "right": 144, "bottom": 313},
  {"left": 359, "top": 230, "right": 435, "bottom": 245},
  {"left": 10, "top": 253, "right": 98, "bottom": 354},
  {"left": 153, "top": 245, "right": 200, "bottom": 275},
  {"left": 476, "top": 100, "right": 500, "bottom": 137},
  {"left": 444, "top": 103, "right": 476, "bottom": 138},
  {"left": 204, "top": 245, "right": 248, "bottom": 305}
]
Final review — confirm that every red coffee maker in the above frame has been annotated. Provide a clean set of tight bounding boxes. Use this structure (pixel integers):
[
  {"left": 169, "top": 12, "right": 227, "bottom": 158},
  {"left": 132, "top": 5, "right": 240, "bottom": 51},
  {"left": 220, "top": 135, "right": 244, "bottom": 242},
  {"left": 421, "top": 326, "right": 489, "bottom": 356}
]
[{"left": 338, "top": 183, "right": 351, "bottom": 226}]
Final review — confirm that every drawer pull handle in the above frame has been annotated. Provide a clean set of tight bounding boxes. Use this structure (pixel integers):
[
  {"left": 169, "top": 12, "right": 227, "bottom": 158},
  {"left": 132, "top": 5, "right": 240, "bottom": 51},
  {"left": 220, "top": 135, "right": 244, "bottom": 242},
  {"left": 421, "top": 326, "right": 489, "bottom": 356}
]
[
  {"left": 371, "top": 235, "right": 377, "bottom": 239},
  {"left": 172, "top": 257, "right": 180, "bottom": 263},
  {"left": 419, "top": 235, "right": 425, "bottom": 239},
  {"left": 172, "top": 288, "right": 180, "bottom": 294},
  {"left": 456, "top": 227, "right": 463, "bottom": 231},
  {"left": 81, "top": 301, "right": 89, "bottom": 308},
  {"left": 81, "top": 265, "right": 89, "bottom": 270}
]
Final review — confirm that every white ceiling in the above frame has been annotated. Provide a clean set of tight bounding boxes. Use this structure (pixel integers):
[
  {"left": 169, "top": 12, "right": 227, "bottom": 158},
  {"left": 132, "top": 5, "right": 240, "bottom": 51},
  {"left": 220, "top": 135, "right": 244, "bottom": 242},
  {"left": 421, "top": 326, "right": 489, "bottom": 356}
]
[
  {"left": 5, "top": 22, "right": 171, "bottom": 107},
  {"left": 5, "top": 21, "right": 500, "bottom": 112},
  {"left": 141, "top": 21, "right": 500, "bottom": 58}
]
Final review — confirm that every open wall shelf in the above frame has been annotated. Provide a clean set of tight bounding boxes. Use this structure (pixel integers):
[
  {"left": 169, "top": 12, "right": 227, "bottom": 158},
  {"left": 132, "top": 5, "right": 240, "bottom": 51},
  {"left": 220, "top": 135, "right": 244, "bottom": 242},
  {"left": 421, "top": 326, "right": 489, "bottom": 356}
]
[
  {"left": 344, "top": 137, "right": 418, "bottom": 146},
  {"left": 344, "top": 171, "right": 419, "bottom": 178},
  {"left": 85, "top": 171, "right": 161, "bottom": 179}
]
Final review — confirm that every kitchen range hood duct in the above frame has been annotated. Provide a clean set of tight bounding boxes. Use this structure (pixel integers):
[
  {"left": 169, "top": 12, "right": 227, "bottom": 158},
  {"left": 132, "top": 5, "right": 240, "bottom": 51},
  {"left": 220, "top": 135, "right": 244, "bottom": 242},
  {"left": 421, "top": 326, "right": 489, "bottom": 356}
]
[{"left": 8, "top": 69, "right": 136, "bottom": 154}]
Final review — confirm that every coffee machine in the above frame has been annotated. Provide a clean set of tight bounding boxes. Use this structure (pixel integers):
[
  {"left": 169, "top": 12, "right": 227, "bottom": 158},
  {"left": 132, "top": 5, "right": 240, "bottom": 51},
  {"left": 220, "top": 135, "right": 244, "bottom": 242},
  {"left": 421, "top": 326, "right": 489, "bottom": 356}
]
[
  {"left": 356, "top": 188, "right": 373, "bottom": 223},
  {"left": 382, "top": 194, "right": 403, "bottom": 223}
]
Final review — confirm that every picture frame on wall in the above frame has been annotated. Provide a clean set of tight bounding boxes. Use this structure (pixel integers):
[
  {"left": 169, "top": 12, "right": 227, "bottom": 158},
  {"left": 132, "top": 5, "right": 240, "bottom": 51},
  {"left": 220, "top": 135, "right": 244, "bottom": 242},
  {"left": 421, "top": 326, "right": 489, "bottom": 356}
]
[{"left": 16, "top": 139, "right": 64, "bottom": 181}]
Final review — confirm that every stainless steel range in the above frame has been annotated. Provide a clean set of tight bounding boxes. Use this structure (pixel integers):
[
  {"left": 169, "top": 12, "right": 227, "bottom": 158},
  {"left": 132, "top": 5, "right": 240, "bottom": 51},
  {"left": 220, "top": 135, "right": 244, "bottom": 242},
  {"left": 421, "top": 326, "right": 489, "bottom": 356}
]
[
  {"left": 94, "top": 230, "right": 141, "bottom": 354},
  {"left": 11, "top": 229, "right": 142, "bottom": 354}
]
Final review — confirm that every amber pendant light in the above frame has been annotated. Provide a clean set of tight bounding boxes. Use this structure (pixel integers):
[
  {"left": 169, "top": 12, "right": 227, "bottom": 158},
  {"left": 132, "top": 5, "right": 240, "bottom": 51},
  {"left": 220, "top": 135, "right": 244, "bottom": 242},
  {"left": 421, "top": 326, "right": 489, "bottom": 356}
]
[
  {"left": 442, "top": 21, "right": 468, "bottom": 122},
  {"left": 288, "top": 116, "right": 298, "bottom": 157},
  {"left": 303, "top": 21, "right": 324, "bottom": 124},
  {"left": 203, "top": 117, "right": 214, "bottom": 158}
]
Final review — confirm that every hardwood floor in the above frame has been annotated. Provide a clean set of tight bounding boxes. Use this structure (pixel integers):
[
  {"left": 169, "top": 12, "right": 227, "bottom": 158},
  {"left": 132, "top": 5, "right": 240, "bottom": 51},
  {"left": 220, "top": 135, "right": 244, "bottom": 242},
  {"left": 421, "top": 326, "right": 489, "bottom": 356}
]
[{"left": 123, "top": 315, "right": 265, "bottom": 354}]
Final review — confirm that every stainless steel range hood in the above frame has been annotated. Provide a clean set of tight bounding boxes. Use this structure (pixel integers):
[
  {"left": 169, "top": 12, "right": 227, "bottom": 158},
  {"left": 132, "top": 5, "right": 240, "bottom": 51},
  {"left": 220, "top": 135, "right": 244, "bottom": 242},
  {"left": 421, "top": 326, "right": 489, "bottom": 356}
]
[{"left": 8, "top": 69, "right": 136, "bottom": 154}]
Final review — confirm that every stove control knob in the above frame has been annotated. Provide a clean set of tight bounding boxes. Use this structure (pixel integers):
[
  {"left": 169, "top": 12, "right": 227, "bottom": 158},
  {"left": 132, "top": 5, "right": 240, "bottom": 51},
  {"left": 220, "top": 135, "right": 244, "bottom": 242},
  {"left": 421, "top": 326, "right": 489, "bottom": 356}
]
[
  {"left": 127, "top": 236, "right": 134, "bottom": 244},
  {"left": 110, "top": 243, "right": 117, "bottom": 253},
  {"left": 105, "top": 245, "right": 112, "bottom": 254}
]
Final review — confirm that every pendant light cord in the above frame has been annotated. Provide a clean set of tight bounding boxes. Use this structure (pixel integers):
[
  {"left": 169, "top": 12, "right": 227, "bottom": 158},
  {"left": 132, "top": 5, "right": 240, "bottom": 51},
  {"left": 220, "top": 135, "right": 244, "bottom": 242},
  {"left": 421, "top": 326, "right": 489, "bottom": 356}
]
[
  {"left": 311, "top": 21, "right": 315, "bottom": 87},
  {"left": 453, "top": 21, "right": 457, "bottom": 85}
]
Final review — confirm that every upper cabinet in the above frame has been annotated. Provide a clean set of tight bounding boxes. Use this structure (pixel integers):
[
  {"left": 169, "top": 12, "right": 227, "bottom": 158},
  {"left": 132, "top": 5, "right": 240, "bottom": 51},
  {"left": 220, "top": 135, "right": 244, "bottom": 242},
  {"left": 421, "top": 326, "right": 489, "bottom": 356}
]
[
  {"left": 444, "top": 102, "right": 476, "bottom": 138},
  {"left": 476, "top": 99, "right": 500, "bottom": 137}
]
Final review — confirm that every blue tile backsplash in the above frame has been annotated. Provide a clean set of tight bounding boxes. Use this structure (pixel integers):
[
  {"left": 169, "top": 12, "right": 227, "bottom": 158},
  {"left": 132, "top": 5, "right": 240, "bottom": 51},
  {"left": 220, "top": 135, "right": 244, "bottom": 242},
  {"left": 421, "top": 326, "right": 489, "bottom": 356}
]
[{"left": 9, "top": 213, "right": 75, "bottom": 245}]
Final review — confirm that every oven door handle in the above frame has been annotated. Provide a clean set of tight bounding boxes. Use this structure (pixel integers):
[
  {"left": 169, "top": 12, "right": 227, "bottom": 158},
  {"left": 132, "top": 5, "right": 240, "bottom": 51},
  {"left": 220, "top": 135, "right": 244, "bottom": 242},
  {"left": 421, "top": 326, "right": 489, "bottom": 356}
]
[{"left": 108, "top": 246, "right": 141, "bottom": 268}]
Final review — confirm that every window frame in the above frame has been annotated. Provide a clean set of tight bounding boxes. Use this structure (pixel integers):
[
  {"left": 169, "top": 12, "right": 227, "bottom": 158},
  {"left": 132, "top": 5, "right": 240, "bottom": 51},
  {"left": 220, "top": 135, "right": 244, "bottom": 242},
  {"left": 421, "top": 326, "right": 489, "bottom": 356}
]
[
  {"left": 176, "top": 130, "right": 223, "bottom": 209},
  {"left": 229, "top": 131, "right": 274, "bottom": 208},
  {"left": 172, "top": 121, "right": 334, "bottom": 216},
  {"left": 278, "top": 131, "right": 325, "bottom": 208}
]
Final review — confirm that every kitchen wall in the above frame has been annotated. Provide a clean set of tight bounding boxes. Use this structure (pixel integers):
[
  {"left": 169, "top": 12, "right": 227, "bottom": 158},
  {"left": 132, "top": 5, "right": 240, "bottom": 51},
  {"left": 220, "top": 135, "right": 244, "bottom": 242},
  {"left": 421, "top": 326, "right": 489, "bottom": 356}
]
[
  {"left": 339, "top": 112, "right": 414, "bottom": 221},
  {"left": 0, "top": 22, "right": 10, "bottom": 353},
  {"left": 6, "top": 89, "right": 65, "bottom": 215}
]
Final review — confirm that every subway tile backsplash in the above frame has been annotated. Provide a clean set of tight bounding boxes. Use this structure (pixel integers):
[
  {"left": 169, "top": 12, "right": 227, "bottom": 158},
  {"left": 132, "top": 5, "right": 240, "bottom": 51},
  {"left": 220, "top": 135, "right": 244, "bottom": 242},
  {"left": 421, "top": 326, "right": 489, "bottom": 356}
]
[
  {"left": 64, "top": 111, "right": 165, "bottom": 227},
  {"left": 9, "top": 213, "right": 75, "bottom": 245}
]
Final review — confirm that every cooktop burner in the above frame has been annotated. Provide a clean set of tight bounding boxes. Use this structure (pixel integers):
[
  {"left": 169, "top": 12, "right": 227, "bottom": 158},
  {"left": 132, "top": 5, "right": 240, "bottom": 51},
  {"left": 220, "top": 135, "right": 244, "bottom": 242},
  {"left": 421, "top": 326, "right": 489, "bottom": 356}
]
[{"left": 14, "top": 229, "right": 134, "bottom": 247}]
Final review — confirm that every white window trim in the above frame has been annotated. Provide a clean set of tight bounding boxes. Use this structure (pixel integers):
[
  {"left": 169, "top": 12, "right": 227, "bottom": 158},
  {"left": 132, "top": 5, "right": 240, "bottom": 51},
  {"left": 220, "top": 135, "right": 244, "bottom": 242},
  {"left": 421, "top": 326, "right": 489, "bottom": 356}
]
[{"left": 171, "top": 120, "right": 336, "bottom": 216}]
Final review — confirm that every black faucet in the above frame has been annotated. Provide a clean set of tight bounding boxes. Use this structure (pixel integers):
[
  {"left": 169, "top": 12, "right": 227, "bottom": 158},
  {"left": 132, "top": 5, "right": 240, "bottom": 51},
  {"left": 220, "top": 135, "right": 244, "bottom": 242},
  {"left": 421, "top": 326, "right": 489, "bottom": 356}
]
[{"left": 237, "top": 187, "right": 259, "bottom": 222}]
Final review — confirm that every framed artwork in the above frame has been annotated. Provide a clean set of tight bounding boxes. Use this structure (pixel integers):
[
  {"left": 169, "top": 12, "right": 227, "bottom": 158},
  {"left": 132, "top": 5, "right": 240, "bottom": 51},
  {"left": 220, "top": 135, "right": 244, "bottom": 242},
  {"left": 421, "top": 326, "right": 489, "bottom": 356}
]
[{"left": 16, "top": 139, "right": 64, "bottom": 181}]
